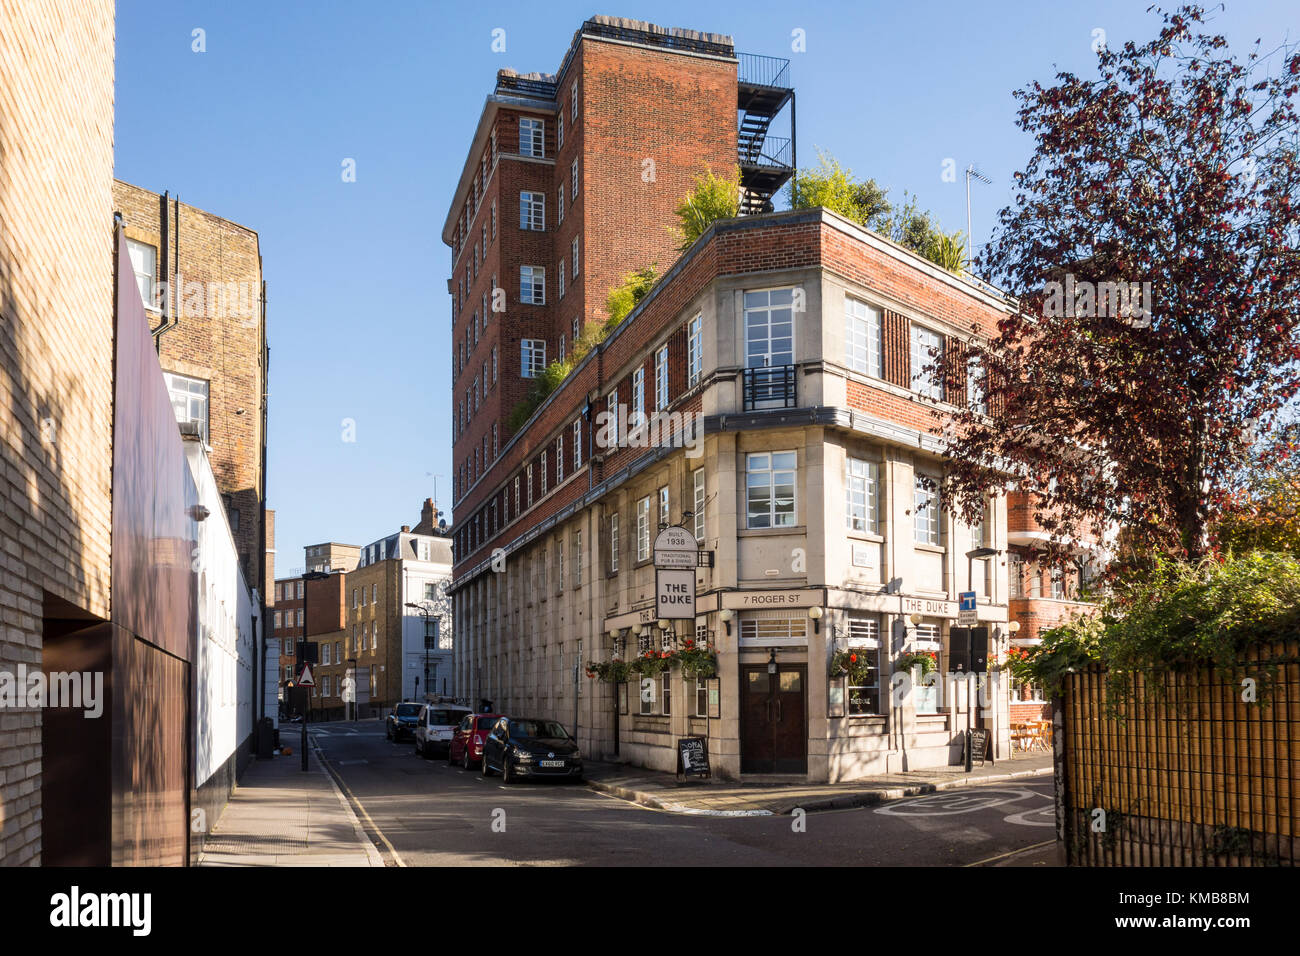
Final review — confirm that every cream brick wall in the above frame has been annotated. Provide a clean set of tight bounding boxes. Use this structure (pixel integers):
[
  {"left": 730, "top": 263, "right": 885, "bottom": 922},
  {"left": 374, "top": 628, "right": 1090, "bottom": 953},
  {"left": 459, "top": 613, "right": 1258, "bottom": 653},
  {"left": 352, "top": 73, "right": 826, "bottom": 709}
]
[{"left": 0, "top": 0, "right": 116, "bottom": 865}]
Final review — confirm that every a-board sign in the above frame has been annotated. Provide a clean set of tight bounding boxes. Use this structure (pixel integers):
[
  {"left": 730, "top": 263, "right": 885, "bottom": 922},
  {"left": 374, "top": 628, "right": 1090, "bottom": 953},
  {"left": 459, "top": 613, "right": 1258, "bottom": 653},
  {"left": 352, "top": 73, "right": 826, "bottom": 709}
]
[
  {"left": 677, "top": 736, "right": 711, "bottom": 778},
  {"left": 967, "top": 727, "right": 989, "bottom": 766}
]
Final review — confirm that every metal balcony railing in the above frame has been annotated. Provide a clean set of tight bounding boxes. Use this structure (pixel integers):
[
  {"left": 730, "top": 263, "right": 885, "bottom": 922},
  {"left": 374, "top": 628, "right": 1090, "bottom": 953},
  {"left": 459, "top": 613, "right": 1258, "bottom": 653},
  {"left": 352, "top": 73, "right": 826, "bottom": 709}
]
[
  {"left": 737, "top": 52, "right": 791, "bottom": 89},
  {"left": 743, "top": 364, "right": 797, "bottom": 411},
  {"left": 739, "top": 134, "right": 792, "bottom": 169}
]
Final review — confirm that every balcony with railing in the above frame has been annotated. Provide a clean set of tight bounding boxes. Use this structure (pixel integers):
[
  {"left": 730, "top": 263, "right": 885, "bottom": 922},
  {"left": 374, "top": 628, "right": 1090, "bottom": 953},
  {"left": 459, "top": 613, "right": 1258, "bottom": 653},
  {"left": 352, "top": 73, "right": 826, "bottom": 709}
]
[{"left": 743, "top": 364, "right": 797, "bottom": 411}]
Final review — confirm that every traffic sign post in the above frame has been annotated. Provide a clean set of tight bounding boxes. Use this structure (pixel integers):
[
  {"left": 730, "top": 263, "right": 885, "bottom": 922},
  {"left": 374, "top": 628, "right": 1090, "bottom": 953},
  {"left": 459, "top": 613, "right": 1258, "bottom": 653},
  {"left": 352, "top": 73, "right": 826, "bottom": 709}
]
[
  {"left": 958, "top": 591, "right": 978, "bottom": 627},
  {"left": 296, "top": 662, "right": 314, "bottom": 772}
]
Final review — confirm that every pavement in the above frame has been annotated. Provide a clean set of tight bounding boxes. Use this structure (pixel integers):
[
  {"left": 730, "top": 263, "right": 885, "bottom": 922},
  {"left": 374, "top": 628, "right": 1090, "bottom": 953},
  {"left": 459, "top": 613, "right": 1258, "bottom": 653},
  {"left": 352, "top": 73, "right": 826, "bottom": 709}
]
[
  {"left": 197, "top": 742, "right": 384, "bottom": 867},
  {"left": 583, "top": 752, "right": 1055, "bottom": 815}
]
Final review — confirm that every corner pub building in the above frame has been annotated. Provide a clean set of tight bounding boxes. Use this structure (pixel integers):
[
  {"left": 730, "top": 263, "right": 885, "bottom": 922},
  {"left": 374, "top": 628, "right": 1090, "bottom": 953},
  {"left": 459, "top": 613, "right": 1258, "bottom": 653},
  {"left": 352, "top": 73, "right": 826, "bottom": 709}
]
[{"left": 447, "top": 17, "right": 1037, "bottom": 782}]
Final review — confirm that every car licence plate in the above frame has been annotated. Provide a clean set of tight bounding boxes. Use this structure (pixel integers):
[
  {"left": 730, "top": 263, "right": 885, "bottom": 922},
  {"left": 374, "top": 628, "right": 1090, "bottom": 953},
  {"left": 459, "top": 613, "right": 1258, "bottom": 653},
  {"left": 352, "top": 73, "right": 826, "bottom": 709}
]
[{"left": 539, "top": 760, "right": 565, "bottom": 768}]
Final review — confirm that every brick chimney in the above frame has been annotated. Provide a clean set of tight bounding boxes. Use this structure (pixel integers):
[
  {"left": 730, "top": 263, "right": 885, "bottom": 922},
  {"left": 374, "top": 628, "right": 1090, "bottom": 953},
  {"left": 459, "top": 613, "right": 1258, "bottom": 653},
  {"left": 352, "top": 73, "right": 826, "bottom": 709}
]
[{"left": 413, "top": 497, "right": 437, "bottom": 535}]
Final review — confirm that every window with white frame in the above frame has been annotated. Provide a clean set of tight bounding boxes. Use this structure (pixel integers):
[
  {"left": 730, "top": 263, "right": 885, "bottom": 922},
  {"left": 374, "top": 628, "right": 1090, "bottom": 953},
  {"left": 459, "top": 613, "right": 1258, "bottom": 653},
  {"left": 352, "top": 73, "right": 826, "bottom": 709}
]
[
  {"left": 914, "top": 623, "right": 942, "bottom": 713},
  {"left": 126, "top": 238, "right": 158, "bottom": 311},
  {"left": 297, "top": 582, "right": 304, "bottom": 599},
  {"left": 692, "top": 468, "right": 705, "bottom": 542},
  {"left": 572, "top": 420, "right": 581, "bottom": 468},
  {"left": 636, "top": 496, "right": 650, "bottom": 561},
  {"left": 521, "top": 339, "right": 546, "bottom": 378},
  {"left": 556, "top": 539, "right": 564, "bottom": 592},
  {"left": 520, "top": 265, "right": 545, "bottom": 305},
  {"left": 658, "top": 486, "right": 669, "bottom": 529},
  {"left": 526, "top": 465, "right": 534, "bottom": 507},
  {"left": 654, "top": 345, "right": 668, "bottom": 410},
  {"left": 555, "top": 436, "right": 564, "bottom": 483},
  {"left": 845, "top": 296, "right": 883, "bottom": 377},
  {"left": 297, "top": 608, "right": 303, "bottom": 625},
  {"left": 520, "top": 191, "right": 545, "bottom": 231},
  {"left": 913, "top": 476, "right": 941, "bottom": 546},
  {"left": 163, "top": 372, "right": 210, "bottom": 445},
  {"left": 609, "top": 512, "right": 619, "bottom": 573},
  {"left": 322, "top": 643, "right": 331, "bottom": 665},
  {"left": 492, "top": 346, "right": 497, "bottom": 382},
  {"left": 514, "top": 476, "right": 521, "bottom": 516},
  {"left": 557, "top": 112, "right": 564, "bottom": 148},
  {"left": 571, "top": 158, "right": 579, "bottom": 196},
  {"left": 541, "top": 450, "right": 548, "bottom": 495},
  {"left": 687, "top": 314, "right": 702, "bottom": 387},
  {"left": 968, "top": 354, "right": 987, "bottom": 414},
  {"left": 846, "top": 618, "right": 882, "bottom": 716},
  {"left": 571, "top": 81, "right": 578, "bottom": 119},
  {"left": 558, "top": 266, "right": 565, "bottom": 301},
  {"left": 574, "top": 529, "right": 582, "bottom": 586},
  {"left": 559, "top": 333, "right": 566, "bottom": 361},
  {"left": 1008, "top": 553, "right": 1024, "bottom": 598},
  {"left": 846, "top": 457, "right": 879, "bottom": 533},
  {"left": 746, "top": 452, "right": 797, "bottom": 529},
  {"left": 910, "top": 324, "right": 944, "bottom": 400},
  {"left": 571, "top": 237, "right": 579, "bottom": 277},
  {"left": 558, "top": 183, "right": 565, "bottom": 223},
  {"left": 606, "top": 389, "right": 620, "bottom": 447},
  {"left": 631, "top": 367, "right": 645, "bottom": 430},
  {"left": 519, "top": 117, "right": 543, "bottom": 157}
]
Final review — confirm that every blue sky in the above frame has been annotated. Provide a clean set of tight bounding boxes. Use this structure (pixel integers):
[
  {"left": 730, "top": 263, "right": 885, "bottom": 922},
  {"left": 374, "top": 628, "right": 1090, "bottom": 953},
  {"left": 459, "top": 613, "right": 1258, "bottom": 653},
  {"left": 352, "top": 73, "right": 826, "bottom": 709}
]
[{"left": 113, "top": 0, "right": 1296, "bottom": 577}]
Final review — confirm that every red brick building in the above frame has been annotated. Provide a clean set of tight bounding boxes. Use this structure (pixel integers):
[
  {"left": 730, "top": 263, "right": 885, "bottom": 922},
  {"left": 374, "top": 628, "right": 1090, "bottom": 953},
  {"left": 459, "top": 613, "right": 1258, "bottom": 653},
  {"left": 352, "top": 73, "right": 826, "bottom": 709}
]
[{"left": 446, "top": 16, "right": 1060, "bottom": 780}]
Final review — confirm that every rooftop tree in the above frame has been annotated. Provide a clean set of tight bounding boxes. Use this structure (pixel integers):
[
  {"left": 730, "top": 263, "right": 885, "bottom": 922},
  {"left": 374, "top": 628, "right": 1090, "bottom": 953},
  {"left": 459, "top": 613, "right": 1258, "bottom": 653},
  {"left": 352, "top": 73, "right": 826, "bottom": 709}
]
[{"left": 941, "top": 4, "right": 1300, "bottom": 565}]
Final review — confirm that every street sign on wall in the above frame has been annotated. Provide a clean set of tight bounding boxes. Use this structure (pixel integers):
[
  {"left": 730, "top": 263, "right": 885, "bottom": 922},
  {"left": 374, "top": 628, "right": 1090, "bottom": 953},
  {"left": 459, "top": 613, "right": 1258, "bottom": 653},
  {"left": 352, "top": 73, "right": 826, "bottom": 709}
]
[{"left": 655, "top": 568, "right": 696, "bottom": 619}]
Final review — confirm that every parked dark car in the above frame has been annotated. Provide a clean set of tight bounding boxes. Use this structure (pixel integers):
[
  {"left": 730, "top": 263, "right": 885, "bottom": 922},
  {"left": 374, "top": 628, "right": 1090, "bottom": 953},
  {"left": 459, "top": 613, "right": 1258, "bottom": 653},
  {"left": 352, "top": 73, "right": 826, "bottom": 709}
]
[
  {"left": 386, "top": 701, "right": 422, "bottom": 741},
  {"left": 480, "top": 717, "right": 583, "bottom": 783},
  {"left": 449, "top": 713, "right": 504, "bottom": 769}
]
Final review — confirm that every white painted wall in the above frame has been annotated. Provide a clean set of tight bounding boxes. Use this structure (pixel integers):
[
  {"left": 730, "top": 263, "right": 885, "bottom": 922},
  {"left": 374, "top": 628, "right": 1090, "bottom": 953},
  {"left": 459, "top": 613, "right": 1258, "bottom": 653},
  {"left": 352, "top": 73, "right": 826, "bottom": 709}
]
[
  {"left": 185, "top": 441, "right": 256, "bottom": 787},
  {"left": 401, "top": 559, "right": 454, "bottom": 700}
]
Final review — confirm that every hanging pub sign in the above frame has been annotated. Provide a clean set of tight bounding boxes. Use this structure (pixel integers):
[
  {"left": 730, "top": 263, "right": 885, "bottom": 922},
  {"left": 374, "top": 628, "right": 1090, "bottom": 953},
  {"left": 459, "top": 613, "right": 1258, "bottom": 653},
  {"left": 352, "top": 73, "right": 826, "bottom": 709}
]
[
  {"left": 677, "top": 735, "right": 711, "bottom": 778},
  {"left": 653, "top": 526, "right": 698, "bottom": 568},
  {"left": 655, "top": 568, "right": 696, "bottom": 620}
]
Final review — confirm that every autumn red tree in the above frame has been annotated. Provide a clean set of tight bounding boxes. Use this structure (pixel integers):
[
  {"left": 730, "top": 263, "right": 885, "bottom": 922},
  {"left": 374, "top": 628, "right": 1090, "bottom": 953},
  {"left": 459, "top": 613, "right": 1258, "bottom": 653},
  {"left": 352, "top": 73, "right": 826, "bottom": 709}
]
[{"left": 941, "top": 5, "right": 1300, "bottom": 564}]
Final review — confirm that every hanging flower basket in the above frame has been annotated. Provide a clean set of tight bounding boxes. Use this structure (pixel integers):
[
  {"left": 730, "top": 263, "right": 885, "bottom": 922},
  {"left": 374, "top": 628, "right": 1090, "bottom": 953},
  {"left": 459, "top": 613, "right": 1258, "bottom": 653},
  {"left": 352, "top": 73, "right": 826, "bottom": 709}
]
[
  {"left": 628, "top": 652, "right": 671, "bottom": 679},
  {"left": 585, "top": 659, "right": 633, "bottom": 683},
  {"left": 830, "top": 648, "right": 874, "bottom": 685},
  {"left": 676, "top": 645, "right": 718, "bottom": 679},
  {"left": 896, "top": 651, "right": 939, "bottom": 676}
]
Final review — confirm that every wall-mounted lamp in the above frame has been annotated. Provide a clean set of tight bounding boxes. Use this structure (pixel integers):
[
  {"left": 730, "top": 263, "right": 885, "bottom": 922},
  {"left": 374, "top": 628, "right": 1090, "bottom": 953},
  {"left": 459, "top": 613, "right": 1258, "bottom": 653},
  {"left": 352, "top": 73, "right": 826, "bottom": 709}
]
[
  {"left": 656, "top": 619, "right": 669, "bottom": 631},
  {"left": 908, "top": 612, "right": 924, "bottom": 627},
  {"left": 630, "top": 623, "right": 643, "bottom": 637},
  {"left": 808, "top": 606, "right": 823, "bottom": 633},
  {"left": 767, "top": 648, "right": 778, "bottom": 675},
  {"left": 719, "top": 608, "right": 733, "bottom": 636},
  {"left": 1007, "top": 620, "right": 1021, "bottom": 635}
]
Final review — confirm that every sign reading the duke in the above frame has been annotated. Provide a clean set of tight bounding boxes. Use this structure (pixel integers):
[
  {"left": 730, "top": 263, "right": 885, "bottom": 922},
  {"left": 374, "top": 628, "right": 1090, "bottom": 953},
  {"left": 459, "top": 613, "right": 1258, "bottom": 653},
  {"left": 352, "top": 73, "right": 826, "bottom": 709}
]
[
  {"left": 656, "top": 569, "right": 696, "bottom": 619},
  {"left": 654, "top": 526, "right": 697, "bottom": 569}
]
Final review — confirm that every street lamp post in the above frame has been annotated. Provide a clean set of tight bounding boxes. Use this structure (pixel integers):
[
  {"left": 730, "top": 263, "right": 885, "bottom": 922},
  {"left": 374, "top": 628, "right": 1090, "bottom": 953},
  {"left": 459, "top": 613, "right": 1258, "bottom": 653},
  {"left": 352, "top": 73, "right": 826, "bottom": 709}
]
[
  {"left": 405, "top": 601, "right": 437, "bottom": 702},
  {"left": 963, "top": 547, "right": 999, "bottom": 772},
  {"left": 347, "top": 656, "right": 357, "bottom": 722}
]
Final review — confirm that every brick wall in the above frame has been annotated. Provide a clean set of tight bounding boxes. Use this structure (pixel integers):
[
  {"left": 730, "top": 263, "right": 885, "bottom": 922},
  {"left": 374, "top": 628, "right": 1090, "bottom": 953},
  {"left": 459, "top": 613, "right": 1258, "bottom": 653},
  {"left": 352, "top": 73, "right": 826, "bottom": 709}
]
[
  {"left": 0, "top": 0, "right": 116, "bottom": 865},
  {"left": 113, "top": 180, "right": 268, "bottom": 597}
]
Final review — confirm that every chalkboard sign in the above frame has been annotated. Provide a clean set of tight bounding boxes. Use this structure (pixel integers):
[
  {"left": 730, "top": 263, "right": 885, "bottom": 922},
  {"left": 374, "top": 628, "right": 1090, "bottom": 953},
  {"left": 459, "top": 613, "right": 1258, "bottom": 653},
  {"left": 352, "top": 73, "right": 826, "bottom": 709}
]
[
  {"left": 677, "top": 736, "right": 711, "bottom": 779},
  {"left": 968, "top": 728, "right": 989, "bottom": 766}
]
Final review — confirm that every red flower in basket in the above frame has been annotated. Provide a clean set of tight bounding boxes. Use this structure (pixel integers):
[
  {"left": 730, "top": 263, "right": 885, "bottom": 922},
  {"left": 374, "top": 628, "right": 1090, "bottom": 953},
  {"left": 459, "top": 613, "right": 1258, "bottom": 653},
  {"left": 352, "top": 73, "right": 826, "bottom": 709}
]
[
  {"left": 849, "top": 653, "right": 858, "bottom": 664},
  {"left": 660, "top": 651, "right": 671, "bottom": 659}
]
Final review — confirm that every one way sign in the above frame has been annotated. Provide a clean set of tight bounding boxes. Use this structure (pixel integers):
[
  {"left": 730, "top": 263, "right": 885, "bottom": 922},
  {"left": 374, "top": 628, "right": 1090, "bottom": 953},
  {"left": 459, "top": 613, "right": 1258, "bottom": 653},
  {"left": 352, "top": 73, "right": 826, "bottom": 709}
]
[{"left": 297, "top": 662, "right": 316, "bottom": 687}]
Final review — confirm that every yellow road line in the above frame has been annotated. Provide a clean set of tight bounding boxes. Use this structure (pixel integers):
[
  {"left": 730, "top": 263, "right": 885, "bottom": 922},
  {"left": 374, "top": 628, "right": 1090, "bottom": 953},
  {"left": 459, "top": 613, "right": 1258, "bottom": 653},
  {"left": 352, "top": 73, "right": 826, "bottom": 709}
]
[{"left": 314, "top": 741, "right": 407, "bottom": 867}]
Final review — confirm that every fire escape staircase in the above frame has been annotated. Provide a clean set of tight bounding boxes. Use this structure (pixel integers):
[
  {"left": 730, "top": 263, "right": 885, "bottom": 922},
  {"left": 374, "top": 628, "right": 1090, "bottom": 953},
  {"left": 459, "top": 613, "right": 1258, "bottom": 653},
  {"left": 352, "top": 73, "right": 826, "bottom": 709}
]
[{"left": 737, "top": 53, "right": 795, "bottom": 215}]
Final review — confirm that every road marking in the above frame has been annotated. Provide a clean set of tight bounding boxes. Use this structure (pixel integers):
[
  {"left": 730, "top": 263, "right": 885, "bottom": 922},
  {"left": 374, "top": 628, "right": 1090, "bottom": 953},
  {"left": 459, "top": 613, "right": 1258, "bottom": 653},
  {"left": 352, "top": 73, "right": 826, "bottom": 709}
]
[
  {"left": 1002, "top": 805, "right": 1056, "bottom": 827},
  {"left": 874, "top": 788, "right": 1040, "bottom": 817},
  {"left": 314, "top": 745, "right": 407, "bottom": 868},
  {"left": 964, "top": 839, "right": 1056, "bottom": 867}
]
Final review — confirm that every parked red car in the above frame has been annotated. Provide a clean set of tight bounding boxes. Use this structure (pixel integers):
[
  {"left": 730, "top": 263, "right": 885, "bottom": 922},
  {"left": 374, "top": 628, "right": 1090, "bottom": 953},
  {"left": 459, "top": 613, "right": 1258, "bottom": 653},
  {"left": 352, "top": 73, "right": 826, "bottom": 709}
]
[{"left": 448, "top": 713, "right": 504, "bottom": 770}]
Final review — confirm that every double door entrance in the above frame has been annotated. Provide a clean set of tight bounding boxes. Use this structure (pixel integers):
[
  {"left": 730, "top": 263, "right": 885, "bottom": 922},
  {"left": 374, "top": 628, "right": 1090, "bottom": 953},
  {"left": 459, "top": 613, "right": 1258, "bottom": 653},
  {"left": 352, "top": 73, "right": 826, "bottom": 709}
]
[{"left": 740, "top": 663, "right": 807, "bottom": 774}]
